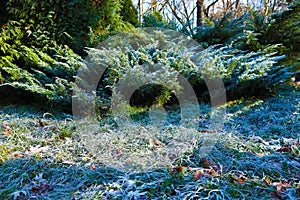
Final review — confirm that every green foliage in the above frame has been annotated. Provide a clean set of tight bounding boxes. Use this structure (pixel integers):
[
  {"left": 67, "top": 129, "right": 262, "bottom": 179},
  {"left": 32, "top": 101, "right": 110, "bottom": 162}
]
[
  {"left": 120, "top": 0, "right": 138, "bottom": 26},
  {"left": 194, "top": 2, "right": 300, "bottom": 88},
  {"left": 194, "top": 1, "right": 300, "bottom": 55},
  {"left": 261, "top": 1, "right": 300, "bottom": 54},
  {"left": 0, "top": 0, "right": 136, "bottom": 109},
  {"left": 194, "top": 13, "right": 246, "bottom": 48},
  {"left": 183, "top": 44, "right": 298, "bottom": 101},
  {"left": 93, "top": 0, "right": 133, "bottom": 37},
  {"left": 143, "top": 11, "right": 178, "bottom": 30},
  {"left": 6, "top": 0, "right": 91, "bottom": 54},
  {"left": 5, "top": 0, "right": 132, "bottom": 54},
  {"left": 0, "top": 20, "right": 83, "bottom": 109},
  {"left": 76, "top": 30, "right": 297, "bottom": 116}
]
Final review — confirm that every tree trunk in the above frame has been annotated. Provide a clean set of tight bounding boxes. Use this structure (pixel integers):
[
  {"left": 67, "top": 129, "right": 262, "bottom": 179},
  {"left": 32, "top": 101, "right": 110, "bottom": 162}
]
[
  {"left": 138, "top": 0, "right": 143, "bottom": 25},
  {"left": 197, "top": 0, "right": 205, "bottom": 27},
  {"left": 263, "top": 0, "right": 271, "bottom": 16}
]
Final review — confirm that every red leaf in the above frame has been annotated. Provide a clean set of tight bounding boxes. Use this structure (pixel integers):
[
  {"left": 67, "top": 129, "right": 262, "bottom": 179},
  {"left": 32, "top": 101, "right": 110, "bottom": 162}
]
[
  {"left": 277, "top": 147, "right": 291, "bottom": 153},
  {"left": 176, "top": 166, "right": 184, "bottom": 172}
]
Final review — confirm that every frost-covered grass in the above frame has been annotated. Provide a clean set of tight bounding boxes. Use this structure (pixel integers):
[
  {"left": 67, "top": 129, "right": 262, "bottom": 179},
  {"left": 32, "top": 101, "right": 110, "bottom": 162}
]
[{"left": 0, "top": 84, "right": 299, "bottom": 199}]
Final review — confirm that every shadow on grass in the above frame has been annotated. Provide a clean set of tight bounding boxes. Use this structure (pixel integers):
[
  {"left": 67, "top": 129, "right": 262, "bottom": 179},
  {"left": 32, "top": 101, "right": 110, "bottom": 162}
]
[{"left": 0, "top": 157, "right": 126, "bottom": 199}]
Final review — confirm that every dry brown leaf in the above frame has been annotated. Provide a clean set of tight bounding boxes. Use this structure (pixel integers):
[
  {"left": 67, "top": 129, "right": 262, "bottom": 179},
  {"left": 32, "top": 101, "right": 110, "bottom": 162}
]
[
  {"left": 275, "top": 182, "right": 290, "bottom": 191},
  {"left": 2, "top": 120, "right": 12, "bottom": 136},
  {"left": 2, "top": 24, "right": 8, "bottom": 30},
  {"left": 13, "top": 152, "right": 24, "bottom": 158},
  {"left": 25, "top": 25, "right": 31, "bottom": 30},
  {"left": 256, "top": 152, "right": 265, "bottom": 156},
  {"left": 149, "top": 138, "right": 155, "bottom": 148},
  {"left": 4, "top": 129, "right": 12, "bottom": 135},
  {"left": 277, "top": 146, "right": 291, "bottom": 153},
  {"left": 203, "top": 157, "right": 215, "bottom": 169},
  {"left": 264, "top": 176, "right": 271, "bottom": 185},
  {"left": 31, "top": 183, "right": 50, "bottom": 193},
  {"left": 194, "top": 169, "right": 205, "bottom": 181},
  {"left": 90, "top": 163, "right": 96, "bottom": 170},
  {"left": 38, "top": 119, "right": 45, "bottom": 127},
  {"left": 237, "top": 175, "right": 247, "bottom": 184},
  {"left": 155, "top": 139, "right": 163, "bottom": 146},
  {"left": 207, "top": 168, "right": 217, "bottom": 177},
  {"left": 270, "top": 191, "right": 283, "bottom": 199},
  {"left": 199, "top": 129, "right": 220, "bottom": 133}
]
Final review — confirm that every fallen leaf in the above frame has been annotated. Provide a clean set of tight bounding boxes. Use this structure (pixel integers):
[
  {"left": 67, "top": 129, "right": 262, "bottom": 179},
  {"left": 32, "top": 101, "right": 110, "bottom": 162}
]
[
  {"left": 149, "top": 138, "right": 163, "bottom": 148},
  {"left": 236, "top": 175, "right": 247, "bottom": 184},
  {"left": 176, "top": 166, "right": 184, "bottom": 172},
  {"left": 275, "top": 181, "right": 290, "bottom": 191},
  {"left": 207, "top": 168, "right": 217, "bottom": 177},
  {"left": 38, "top": 119, "right": 45, "bottom": 127},
  {"left": 13, "top": 152, "right": 24, "bottom": 158},
  {"left": 270, "top": 191, "right": 283, "bottom": 199},
  {"left": 2, "top": 24, "right": 8, "bottom": 29},
  {"left": 256, "top": 152, "right": 265, "bottom": 156},
  {"left": 2, "top": 121, "right": 9, "bottom": 127},
  {"left": 277, "top": 146, "right": 291, "bottom": 153},
  {"left": 155, "top": 139, "right": 163, "bottom": 146},
  {"left": 199, "top": 129, "right": 220, "bottom": 133},
  {"left": 2, "top": 121, "right": 12, "bottom": 136},
  {"left": 4, "top": 129, "right": 12, "bottom": 135},
  {"left": 90, "top": 163, "right": 96, "bottom": 170},
  {"left": 149, "top": 138, "right": 155, "bottom": 148},
  {"left": 194, "top": 169, "right": 205, "bottom": 181},
  {"left": 31, "top": 183, "right": 50, "bottom": 193},
  {"left": 202, "top": 158, "right": 215, "bottom": 169},
  {"left": 25, "top": 25, "right": 30, "bottom": 30},
  {"left": 264, "top": 176, "right": 271, "bottom": 185}
]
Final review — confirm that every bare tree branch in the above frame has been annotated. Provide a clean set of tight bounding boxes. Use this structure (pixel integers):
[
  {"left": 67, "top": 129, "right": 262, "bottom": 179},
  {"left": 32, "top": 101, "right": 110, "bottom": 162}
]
[
  {"left": 205, "top": 0, "right": 220, "bottom": 18},
  {"left": 182, "top": 0, "right": 193, "bottom": 33},
  {"left": 166, "top": 0, "right": 185, "bottom": 25}
]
